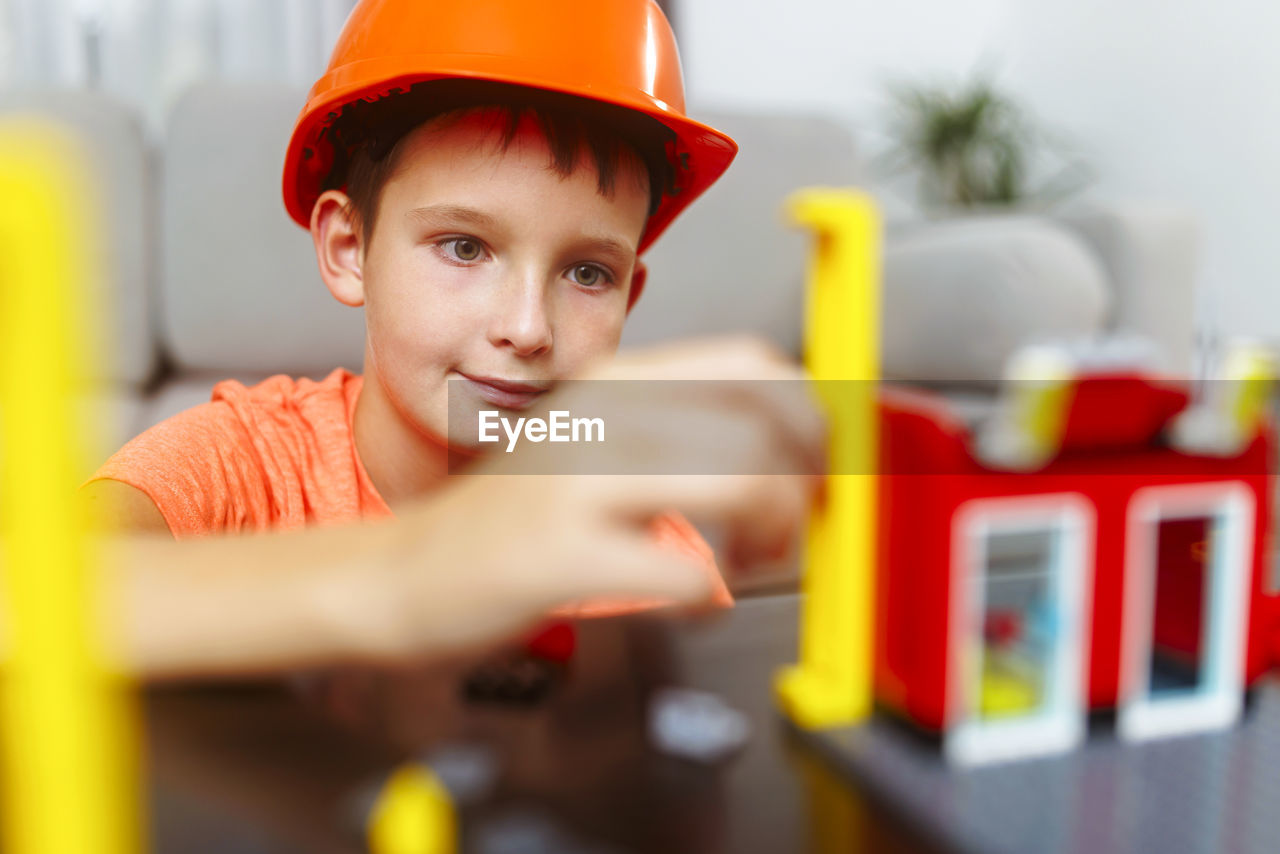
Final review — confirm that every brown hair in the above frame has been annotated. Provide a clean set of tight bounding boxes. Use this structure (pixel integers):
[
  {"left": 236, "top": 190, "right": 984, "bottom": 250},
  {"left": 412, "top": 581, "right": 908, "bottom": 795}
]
[{"left": 320, "top": 79, "right": 677, "bottom": 243}]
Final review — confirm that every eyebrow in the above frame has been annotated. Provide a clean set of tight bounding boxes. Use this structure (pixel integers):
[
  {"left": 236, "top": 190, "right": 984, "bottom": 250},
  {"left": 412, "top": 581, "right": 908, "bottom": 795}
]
[
  {"left": 405, "top": 204, "right": 501, "bottom": 230},
  {"left": 571, "top": 235, "right": 636, "bottom": 265}
]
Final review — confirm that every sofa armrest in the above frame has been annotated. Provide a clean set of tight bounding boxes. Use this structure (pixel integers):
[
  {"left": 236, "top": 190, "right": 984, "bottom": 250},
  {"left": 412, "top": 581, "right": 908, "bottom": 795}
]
[{"left": 1052, "top": 202, "right": 1200, "bottom": 375}]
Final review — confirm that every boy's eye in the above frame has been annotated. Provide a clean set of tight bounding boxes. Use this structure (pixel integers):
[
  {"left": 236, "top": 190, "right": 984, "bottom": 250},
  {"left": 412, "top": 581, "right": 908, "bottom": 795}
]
[
  {"left": 569, "top": 264, "right": 610, "bottom": 288},
  {"left": 441, "top": 237, "right": 485, "bottom": 262}
]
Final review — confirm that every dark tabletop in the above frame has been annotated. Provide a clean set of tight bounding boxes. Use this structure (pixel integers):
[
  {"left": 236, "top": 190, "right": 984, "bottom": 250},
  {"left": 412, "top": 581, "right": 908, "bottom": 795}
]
[{"left": 144, "top": 593, "right": 945, "bottom": 854}]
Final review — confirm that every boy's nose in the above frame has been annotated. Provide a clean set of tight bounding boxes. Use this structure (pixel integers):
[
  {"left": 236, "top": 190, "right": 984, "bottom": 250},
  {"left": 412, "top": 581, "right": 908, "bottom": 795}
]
[{"left": 488, "top": 272, "right": 553, "bottom": 357}]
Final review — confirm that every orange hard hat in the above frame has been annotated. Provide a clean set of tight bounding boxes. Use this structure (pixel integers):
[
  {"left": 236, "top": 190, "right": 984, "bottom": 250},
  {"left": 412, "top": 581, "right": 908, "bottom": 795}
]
[{"left": 282, "top": 0, "right": 737, "bottom": 254}]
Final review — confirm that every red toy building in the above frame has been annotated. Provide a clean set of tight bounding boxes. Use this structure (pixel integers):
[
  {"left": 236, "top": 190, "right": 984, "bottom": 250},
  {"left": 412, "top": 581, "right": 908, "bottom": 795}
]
[{"left": 873, "top": 372, "right": 1276, "bottom": 764}]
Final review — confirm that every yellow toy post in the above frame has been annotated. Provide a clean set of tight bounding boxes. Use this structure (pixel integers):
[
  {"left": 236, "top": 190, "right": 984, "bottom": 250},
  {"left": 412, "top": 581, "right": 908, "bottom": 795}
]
[
  {"left": 367, "top": 763, "right": 457, "bottom": 854},
  {"left": 774, "top": 189, "right": 882, "bottom": 729},
  {"left": 0, "top": 119, "right": 143, "bottom": 854},
  {"left": 1222, "top": 342, "right": 1275, "bottom": 441}
]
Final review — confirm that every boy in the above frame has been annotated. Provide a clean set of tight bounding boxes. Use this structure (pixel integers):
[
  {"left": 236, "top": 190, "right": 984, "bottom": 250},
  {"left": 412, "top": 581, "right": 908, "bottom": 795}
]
[{"left": 80, "top": 0, "right": 822, "bottom": 675}]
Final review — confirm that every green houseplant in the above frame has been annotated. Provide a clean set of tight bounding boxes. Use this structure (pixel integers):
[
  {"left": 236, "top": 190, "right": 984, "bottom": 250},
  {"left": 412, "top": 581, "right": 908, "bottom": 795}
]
[{"left": 883, "top": 76, "right": 1089, "bottom": 211}]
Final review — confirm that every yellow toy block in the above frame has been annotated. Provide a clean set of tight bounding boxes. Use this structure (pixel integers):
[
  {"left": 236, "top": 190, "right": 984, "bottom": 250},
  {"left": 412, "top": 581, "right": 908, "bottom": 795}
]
[
  {"left": 979, "top": 658, "right": 1042, "bottom": 718},
  {"left": 368, "top": 763, "right": 457, "bottom": 854},
  {"left": 0, "top": 119, "right": 142, "bottom": 853},
  {"left": 1223, "top": 342, "right": 1275, "bottom": 440},
  {"left": 974, "top": 345, "right": 1076, "bottom": 470},
  {"left": 774, "top": 189, "right": 881, "bottom": 730}
]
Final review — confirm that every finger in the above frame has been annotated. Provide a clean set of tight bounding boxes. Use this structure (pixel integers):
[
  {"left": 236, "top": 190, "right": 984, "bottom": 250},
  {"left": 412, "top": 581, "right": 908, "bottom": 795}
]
[
  {"left": 599, "top": 473, "right": 818, "bottom": 547},
  {"left": 602, "top": 335, "right": 799, "bottom": 382},
  {"left": 708, "top": 377, "right": 828, "bottom": 477},
  {"left": 720, "top": 471, "right": 811, "bottom": 570},
  {"left": 545, "top": 534, "right": 715, "bottom": 610},
  {"left": 617, "top": 339, "right": 828, "bottom": 476}
]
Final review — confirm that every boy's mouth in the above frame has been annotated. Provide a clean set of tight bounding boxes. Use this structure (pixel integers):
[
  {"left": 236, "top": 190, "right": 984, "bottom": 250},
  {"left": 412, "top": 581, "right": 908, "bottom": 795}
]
[{"left": 458, "top": 373, "right": 552, "bottom": 410}]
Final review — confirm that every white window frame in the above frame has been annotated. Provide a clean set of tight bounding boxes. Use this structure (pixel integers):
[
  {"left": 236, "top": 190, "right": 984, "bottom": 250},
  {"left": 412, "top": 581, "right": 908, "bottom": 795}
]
[
  {"left": 1118, "top": 481, "right": 1254, "bottom": 742},
  {"left": 945, "top": 494, "right": 1094, "bottom": 766}
]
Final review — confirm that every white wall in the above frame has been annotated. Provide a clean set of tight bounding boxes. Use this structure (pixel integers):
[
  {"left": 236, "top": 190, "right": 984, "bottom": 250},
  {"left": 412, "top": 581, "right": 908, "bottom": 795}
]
[
  {"left": 1003, "top": 0, "right": 1280, "bottom": 346},
  {"left": 680, "top": 0, "right": 1280, "bottom": 342},
  {"left": 2, "top": 0, "right": 88, "bottom": 85},
  {"left": 2, "top": 0, "right": 1273, "bottom": 339},
  {"left": 0, "top": 0, "right": 355, "bottom": 134},
  {"left": 681, "top": 0, "right": 1013, "bottom": 117}
]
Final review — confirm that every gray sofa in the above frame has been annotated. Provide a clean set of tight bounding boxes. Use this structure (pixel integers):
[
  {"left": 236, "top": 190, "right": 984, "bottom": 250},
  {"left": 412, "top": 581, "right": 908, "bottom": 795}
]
[{"left": 0, "top": 85, "right": 1200, "bottom": 485}]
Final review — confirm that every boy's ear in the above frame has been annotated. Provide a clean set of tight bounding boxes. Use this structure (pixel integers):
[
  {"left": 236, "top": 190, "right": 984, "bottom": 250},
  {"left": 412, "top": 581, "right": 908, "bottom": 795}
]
[
  {"left": 625, "top": 259, "right": 647, "bottom": 314},
  {"left": 311, "top": 190, "right": 365, "bottom": 307}
]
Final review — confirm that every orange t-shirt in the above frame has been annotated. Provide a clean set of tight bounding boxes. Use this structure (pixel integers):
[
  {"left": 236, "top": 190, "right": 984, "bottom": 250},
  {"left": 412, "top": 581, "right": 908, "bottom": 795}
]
[{"left": 89, "top": 369, "right": 730, "bottom": 613}]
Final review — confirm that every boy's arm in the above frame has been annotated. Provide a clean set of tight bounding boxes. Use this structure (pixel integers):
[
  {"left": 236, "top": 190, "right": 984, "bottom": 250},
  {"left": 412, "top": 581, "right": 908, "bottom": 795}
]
[
  {"left": 78, "top": 480, "right": 389, "bottom": 676},
  {"left": 65, "top": 338, "right": 822, "bottom": 679},
  {"left": 94, "top": 474, "right": 775, "bottom": 679},
  {"left": 81, "top": 480, "right": 172, "bottom": 535}
]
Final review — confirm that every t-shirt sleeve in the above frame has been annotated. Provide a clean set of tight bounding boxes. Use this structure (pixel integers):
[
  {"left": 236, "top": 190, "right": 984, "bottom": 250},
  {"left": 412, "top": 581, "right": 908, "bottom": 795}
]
[
  {"left": 650, "top": 510, "right": 733, "bottom": 606},
  {"left": 552, "top": 510, "right": 733, "bottom": 619},
  {"left": 85, "top": 401, "right": 277, "bottom": 538}
]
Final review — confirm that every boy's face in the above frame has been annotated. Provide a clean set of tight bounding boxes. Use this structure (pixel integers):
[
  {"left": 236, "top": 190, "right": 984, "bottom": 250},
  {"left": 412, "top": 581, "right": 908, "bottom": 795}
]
[{"left": 349, "top": 111, "right": 650, "bottom": 446}]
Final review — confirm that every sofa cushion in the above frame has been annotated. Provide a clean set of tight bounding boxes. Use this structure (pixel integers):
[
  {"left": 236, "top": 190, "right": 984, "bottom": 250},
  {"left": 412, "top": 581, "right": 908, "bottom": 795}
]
[
  {"left": 1054, "top": 203, "right": 1198, "bottom": 373},
  {"left": 161, "top": 83, "right": 366, "bottom": 376},
  {"left": 0, "top": 90, "right": 156, "bottom": 388},
  {"left": 883, "top": 216, "right": 1111, "bottom": 383},
  {"left": 623, "top": 110, "right": 861, "bottom": 357}
]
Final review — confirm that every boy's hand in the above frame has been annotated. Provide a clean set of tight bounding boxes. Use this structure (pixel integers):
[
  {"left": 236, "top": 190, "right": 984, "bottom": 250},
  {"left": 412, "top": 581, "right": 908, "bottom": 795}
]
[
  {"left": 567, "top": 335, "right": 826, "bottom": 568},
  {"left": 364, "top": 336, "right": 824, "bottom": 659},
  {"left": 102, "top": 336, "right": 825, "bottom": 676}
]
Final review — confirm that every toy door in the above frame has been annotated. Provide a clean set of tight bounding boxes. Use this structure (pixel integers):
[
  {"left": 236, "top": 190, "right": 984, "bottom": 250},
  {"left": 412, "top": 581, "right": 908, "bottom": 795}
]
[
  {"left": 1119, "top": 482, "right": 1254, "bottom": 741},
  {"left": 946, "top": 495, "right": 1093, "bottom": 765}
]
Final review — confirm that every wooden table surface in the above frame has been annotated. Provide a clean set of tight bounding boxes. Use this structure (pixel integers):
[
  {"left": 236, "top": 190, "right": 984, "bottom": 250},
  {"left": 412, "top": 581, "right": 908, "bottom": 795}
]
[{"left": 143, "top": 594, "right": 945, "bottom": 854}]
